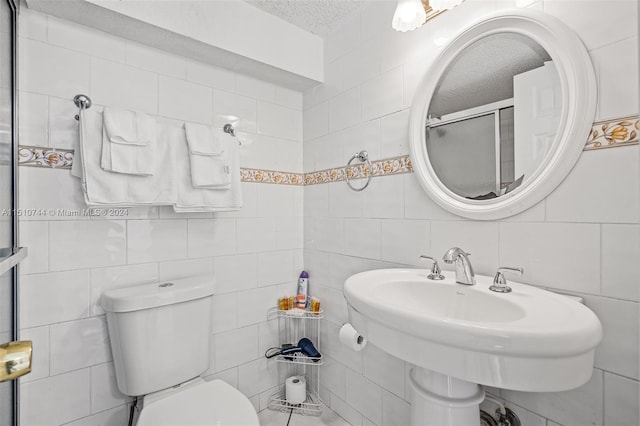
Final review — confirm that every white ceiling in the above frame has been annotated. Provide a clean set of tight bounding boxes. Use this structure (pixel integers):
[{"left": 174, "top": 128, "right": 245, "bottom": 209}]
[
  {"left": 430, "top": 33, "right": 552, "bottom": 117},
  {"left": 244, "top": 0, "right": 362, "bottom": 36}
]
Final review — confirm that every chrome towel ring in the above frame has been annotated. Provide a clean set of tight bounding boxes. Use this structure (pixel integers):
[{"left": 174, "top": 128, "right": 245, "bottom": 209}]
[{"left": 345, "top": 150, "right": 372, "bottom": 192}]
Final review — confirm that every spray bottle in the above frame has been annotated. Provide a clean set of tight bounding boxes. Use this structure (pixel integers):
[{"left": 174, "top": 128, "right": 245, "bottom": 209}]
[{"left": 296, "top": 271, "right": 309, "bottom": 309}]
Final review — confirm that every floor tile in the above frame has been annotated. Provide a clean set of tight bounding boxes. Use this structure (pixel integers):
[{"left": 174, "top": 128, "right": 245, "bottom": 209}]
[{"left": 258, "top": 405, "right": 352, "bottom": 426}]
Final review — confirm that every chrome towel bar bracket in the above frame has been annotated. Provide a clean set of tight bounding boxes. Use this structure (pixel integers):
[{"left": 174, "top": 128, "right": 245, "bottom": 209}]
[{"left": 73, "top": 94, "right": 92, "bottom": 121}]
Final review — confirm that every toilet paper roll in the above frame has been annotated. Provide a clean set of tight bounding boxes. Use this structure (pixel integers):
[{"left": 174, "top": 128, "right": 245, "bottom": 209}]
[
  {"left": 285, "top": 375, "right": 306, "bottom": 405},
  {"left": 339, "top": 323, "right": 367, "bottom": 351}
]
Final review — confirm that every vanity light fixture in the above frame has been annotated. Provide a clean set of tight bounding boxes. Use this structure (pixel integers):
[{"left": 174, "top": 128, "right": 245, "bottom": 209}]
[
  {"left": 392, "top": 0, "right": 465, "bottom": 32},
  {"left": 429, "top": 0, "right": 465, "bottom": 11},
  {"left": 392, "top": 0, "right": 427, "bottom": 32}
]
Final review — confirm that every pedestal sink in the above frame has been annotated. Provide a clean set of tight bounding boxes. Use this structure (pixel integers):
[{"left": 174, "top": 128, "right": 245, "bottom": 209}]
[{"left": 344, "top": 269, "right": 602, "bottom": 426}]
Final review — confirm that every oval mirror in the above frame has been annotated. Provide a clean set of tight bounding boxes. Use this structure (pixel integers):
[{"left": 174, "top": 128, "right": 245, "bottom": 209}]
[{"left": 409, "top": 10, "right": 597, "bottom": 220}]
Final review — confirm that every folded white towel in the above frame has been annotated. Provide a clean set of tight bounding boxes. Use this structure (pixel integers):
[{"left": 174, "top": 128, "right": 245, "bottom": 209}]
[
  {"left": 189, "top": 154, "right": 231, "bottom": 189},
  {"left": 75, "top": 108, "right": 177, "bottom": 206},
  {"left": 102, "top": 108, "right": 156, "bottom": 176},
  {"left": 103, "top": 107, "right": 155, "bottom": 145},
  {"left": 174, "top": 131, "right": 242, "bottom": 212},
  {"left": 184, "top": 123, "right": 224, "bottom": 155},
  {"left": 184, "top": 123, "right": 231, "bottom": 188}
]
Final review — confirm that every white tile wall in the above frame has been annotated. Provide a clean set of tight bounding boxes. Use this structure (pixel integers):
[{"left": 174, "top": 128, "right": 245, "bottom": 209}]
[
  {"left": 19, "top": 221, "right": 48, "bottom": 274},
  {"left": 342, "top": 37, "right": 381, "bottom": 91},
  {"left": 49, "top": 316, "right": 111, "bottom": 375},
  {"left": 21, "top": 368, "right": 91, "bottom": 426},
  {"left": 17, "top": 9, "right": 304, "bottom": 425},
  {"left": 213, "top": 90, "right": 257, "bottom": 132},
  {"left": 601, "top": 224, "right": 640, "bottom": 301},
  {"left": 15, "top": 1, "right": 640, "bottom": 425},
  {"left": 344, "top": 219, "right": 381, "bottom": 259},
  {"left": 125, "top": 41, "right": 186, "bottom": 78},
  {"left": 159, "top": 76, "right": 213, "bottom": 124},
  {"left": 211, "top": 293, "right": 238, "bottom": 334},
  {"left": 19, "top": 326, "right": 49, "bottom": 383},
  {"left": 275, "top": 87, "right": 303, "bottom": 110},
  {"left": 604, "top": 372, "right": 640, "bottom": 426},
  {"left": 361, "top": 174, "right": 404, "bottom": 218},
  {"left": 501, "top": 370, "right": 604, "bottom": 426},
  {"left": 546, "top": 147, "right": 639, "bottom": 223},
  {"left": 360, "top": 67, "right": 403, "bottom": 121},
  {"left": 19, "top": 37, "right": 91, "bottom": 99},
  {"left": 346, "top": 369, "right": 383, "bottom": 425},
  {"left": 236, "top": 75, "right": 276, "bottom": 103},
  {"left": 18, "top": 92, "right": 47, "bottom": 147},
  {"left": 49, "top": 96, "right": 79, "bottom": 149},
  {"left": 20, "top": 270, "right": 90, "bottom": 328},
  {"left": 362, "top": 344, "right": 405, "bottom": 398},
  {"left": 127, "top": 219, "right": 187, "bottom": 263},
  {"left": 213, "top": 325, "right": 260, "bottom": 372},
  {"left": 303, "top": 1, "right": 639, "bottom": 425},
  {"left": 304, "top": 102, "right": 329, "bottom": 141},
  {"left": 50, "top": 220, "right": 126, "bottom": 270},
  {"left": 89, "top": 362, "right": 129, "bottom": 413},
  {"left": 587, "top": 295, "right": 639, "bottom": 380},
  {"left": 381, "top": 390, "right": 411, "bottom": 426},
  {"left": 328, "top": 87, "right": 362, "bottom": 132},
  {"left": 592, "top": 36, "right": 639, "bottom": 121},
  {"left": 91, "top": 58, "right": 158, "bottom": 114},
  {"left": 187, "top": 218, "right": 237, "bottom": 257},
  {"left": 185, "top": 60, "right": 235, "bottom": 92},
  {"left": 544, "top": 0, "right": 637, "bottom": 51}
]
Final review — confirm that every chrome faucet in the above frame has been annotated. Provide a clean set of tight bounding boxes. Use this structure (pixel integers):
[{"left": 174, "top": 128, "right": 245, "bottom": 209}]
[{"left": 442, "top": 247, "right": 476, "bottom": 285}]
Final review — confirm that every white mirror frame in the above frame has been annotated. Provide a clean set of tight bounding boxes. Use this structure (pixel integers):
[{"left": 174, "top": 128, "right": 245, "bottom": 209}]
[{"left": 409, "top": 9, "right": 597, "bottom": 220}]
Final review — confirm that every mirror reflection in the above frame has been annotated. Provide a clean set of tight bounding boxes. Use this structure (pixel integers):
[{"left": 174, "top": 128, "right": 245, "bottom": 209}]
[{"left": 426, "top": 33, "right": 562, "bottom": 200}]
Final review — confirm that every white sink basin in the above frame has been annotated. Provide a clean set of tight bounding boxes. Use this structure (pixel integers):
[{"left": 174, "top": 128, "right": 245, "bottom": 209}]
[{"left": 344, "top": 268, "right": 602, "bottom": 392}]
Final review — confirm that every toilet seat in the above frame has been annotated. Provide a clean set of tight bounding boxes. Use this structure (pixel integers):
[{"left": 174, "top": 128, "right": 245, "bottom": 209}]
[{"left": 137, "top": 379, "right": 260, "bottom": 426}]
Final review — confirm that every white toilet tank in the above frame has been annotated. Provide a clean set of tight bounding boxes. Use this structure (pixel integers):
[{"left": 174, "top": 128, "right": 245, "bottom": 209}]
[{"left": 101, "top": 277, "right": 215, "bottom": 397}]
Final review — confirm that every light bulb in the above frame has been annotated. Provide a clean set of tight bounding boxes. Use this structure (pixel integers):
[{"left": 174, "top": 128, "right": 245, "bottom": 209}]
[{"left": 392, "top": 0, "right": 427, "bottom": 32}]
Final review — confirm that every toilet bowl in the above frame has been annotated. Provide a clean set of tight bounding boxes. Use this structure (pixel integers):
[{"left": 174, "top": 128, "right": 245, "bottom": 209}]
[
  {"left": 137, "top": 378, "right": 259, "bottom": 426},
  {"left": 101, "top": 277, "right": 259, "bottom": 426}
]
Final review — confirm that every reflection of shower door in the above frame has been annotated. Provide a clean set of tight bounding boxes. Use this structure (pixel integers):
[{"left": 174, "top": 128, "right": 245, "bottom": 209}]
[
  {"left": 426, "top": 114, "right": 498, "bottom": 198},
  {"left": 0, "top": 2, "right": 28, "bottom": 426}
]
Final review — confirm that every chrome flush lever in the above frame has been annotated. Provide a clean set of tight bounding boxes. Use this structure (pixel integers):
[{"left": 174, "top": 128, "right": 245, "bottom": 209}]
[
  {"left": 490, "top": 267, "right": 524, "bottom": 293},
  {"left": 419, "top": 255, "right": 445, "bottom": 280}
]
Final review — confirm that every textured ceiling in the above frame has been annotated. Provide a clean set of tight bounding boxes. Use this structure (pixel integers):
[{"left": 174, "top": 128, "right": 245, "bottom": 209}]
[
  {"left": 245, "top": 0, "right": 362, "bottom": 36},
  {"left": 430, "top": 33, "right": 552, "bottom": 117}
]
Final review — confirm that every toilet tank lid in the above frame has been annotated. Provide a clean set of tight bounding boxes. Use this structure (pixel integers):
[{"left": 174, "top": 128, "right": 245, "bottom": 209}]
[{"left": 101, "top": 277, "right": 215, "bottom": 313}]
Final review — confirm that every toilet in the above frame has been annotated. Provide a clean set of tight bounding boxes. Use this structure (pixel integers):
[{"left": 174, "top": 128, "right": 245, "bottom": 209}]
[{"left": 101, "top": 276, "right": 260, "bottom": 426}]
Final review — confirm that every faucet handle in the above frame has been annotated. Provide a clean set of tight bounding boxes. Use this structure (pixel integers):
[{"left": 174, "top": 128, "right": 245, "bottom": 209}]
[
  {"left": 490, "top": 267, "right": 524, "bottom": 293},
  {"left": 419, "top": 255, "right": 445, "bottom": 280}
]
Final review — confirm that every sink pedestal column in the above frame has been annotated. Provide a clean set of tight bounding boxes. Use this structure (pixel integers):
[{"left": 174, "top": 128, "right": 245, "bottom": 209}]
[{"left": 409, "top": 368, "right": 485, "bottom": 426}]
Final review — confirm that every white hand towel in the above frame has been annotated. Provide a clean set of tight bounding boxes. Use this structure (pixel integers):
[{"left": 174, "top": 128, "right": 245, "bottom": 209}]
[
  {"left": 102, "top": 108, "right": 156, "bottom": 176},
  {"left": 189, "top": 154, "right": 231, "bottom": 189},
  {"left": 174, "top": 131, "right": 242, "bottom": 212},
  {"left": 103, "top": 107, "right": 154, "bottom": 145},
  {"left": 184, "top": 123, "right": 224, "bottom": 155},
  {"left": 78, "top": 109, "right": 177, "bottom": 206},
  {"left": 184, "top": 123, "right": 231, "bottom": 188}
]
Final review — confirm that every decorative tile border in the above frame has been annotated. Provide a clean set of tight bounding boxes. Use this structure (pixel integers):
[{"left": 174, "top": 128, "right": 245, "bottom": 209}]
[
  {"left": 17, "top": 114, "right": 640, "bottom": 181},
  {"left": 19, "top": 146, "right": 74, "bottom": 169},
  {"left": 584, "top": 115, "right": 639, "bottom": 150},
  {"left": 304, "top": 155, "right": 413, "bottom": 186},
  {"left": 241, "top": 168, "right": 304, "bottom": 186}
]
